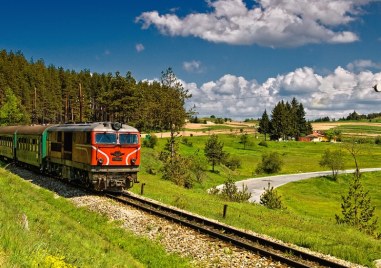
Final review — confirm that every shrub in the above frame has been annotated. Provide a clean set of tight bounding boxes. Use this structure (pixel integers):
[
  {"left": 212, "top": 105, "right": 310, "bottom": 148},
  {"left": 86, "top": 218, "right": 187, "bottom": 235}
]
[
  {"left": 256, "top": 152, "right": 283, "bottom": 174},
  {"left": 208, "top": 186, "right": 220, "bottom": 195},
  {"left": 142, "top": 134, "right": 158, "bottom": 148},
  {"left": 181, "top": 137, "right": 193, "bottom": 147},
  {"left": 146, "top": 165, "right": 157, "bottom": 175},
  {"left": 188, "top": 153, "right": 208, "bottom": 183},
  {"left": 375, "top": 136, "right": 381, "bottom": 145},
  {"left": 218, "top": 178, "right": 251, "bottom": 202},
  {"left": 258, "top": 140, "right": 268, "bottom": 147},
  {"left": 222, "top": 156, "right": 241, "bottom": 171},
  {"left": 173, "top": 195, "right": 188, "bottom": 209},
  {"left": 161, "top": 154, "right": 194, "bottom": 188},
  {"left": 259, "top": 184, "right": 284, "bottom": 209}
]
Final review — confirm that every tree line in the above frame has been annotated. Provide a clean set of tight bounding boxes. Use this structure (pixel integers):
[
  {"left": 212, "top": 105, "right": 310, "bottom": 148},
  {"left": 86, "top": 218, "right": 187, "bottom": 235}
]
[
  {"left": 313, "top": 110, "right": 381, "bottom": 122},
  {"left": 0, "top": 50, "right": 190, "bottom": 131},
  {"left": 258, "top": 97, "right": 312, "bottom": 141}
]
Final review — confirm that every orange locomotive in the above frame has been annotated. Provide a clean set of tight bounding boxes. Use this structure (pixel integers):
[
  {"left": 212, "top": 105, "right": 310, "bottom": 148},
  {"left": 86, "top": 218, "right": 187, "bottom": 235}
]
[
  {"left": 0, "top": 122, "right": 141, "bottom": 192},
  {"left": 46, "top": 122, "right": 141, "bottom": 191}
]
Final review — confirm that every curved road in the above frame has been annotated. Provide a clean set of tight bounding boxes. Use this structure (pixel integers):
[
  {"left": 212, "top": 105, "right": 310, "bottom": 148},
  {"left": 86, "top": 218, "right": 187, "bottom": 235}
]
[{"left": 230, "top": 168, "right": 381, "bottom": 203}]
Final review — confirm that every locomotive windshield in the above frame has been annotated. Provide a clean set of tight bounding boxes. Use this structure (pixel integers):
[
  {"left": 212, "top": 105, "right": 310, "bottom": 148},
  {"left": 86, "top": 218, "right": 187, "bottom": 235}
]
[
  {"left": 119, "top": 133, "right": 139, "bottom": 145},
  {"left": 95, "top": 133, "right": 117, "bottom": 144}
]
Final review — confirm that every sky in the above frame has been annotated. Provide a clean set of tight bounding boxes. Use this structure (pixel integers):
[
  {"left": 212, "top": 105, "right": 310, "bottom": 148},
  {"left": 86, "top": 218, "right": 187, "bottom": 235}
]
[{"left": 1, "top": 0, "right": 381, "bottom": 120}]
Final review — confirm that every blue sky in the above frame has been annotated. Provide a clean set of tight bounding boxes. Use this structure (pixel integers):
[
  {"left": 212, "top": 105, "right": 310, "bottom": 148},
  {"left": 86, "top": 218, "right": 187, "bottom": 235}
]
[{"left": 1, "top": 0, "right": 381, "bottom": 120}]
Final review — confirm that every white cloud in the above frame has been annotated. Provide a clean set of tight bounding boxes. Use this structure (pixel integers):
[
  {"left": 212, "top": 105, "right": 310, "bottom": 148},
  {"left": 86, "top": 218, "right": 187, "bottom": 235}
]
[
  {"left": 136, "top": 0, "right": 371, "bottom": 47},
  {"left": 184, "top": 65, "right": 381, "bottom": 120},
  {"left": 135, "top": 43, "right": 145, "bottom": 52},
  {"left": 347, "top": 59, "right": 381, "bottom": 72},
  {"left": 183, "top": 60, "right": 203, "bottom": 73}
]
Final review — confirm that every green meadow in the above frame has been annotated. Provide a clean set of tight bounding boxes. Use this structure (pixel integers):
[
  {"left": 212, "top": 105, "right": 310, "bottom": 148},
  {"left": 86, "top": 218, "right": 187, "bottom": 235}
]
[
  {"left": 1, "top": 132, "right": 381, "bottom": 267},
  {"left": 0, "top": 169, "right": 190, "bottom": 268},
  {"left": 133, "top": 133, "right": 381, "bottom": 266}
]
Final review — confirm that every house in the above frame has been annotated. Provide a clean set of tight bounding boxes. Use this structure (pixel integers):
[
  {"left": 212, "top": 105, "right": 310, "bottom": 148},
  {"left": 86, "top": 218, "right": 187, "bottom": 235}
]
[{"left": 299, "top": 131, "right": 330, "bottom": 142}]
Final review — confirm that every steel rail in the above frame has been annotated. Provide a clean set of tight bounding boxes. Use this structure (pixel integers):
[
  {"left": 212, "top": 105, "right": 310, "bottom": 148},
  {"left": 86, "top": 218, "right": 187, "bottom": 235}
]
[{"left": 106, "top": 192, "right": 349, "bottom": 268}]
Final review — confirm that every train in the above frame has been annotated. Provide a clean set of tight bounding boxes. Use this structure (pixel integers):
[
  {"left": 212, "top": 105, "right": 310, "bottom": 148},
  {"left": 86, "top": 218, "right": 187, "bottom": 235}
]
[{"left": 0, "top": 122, "right": 141, "bottom": 192}]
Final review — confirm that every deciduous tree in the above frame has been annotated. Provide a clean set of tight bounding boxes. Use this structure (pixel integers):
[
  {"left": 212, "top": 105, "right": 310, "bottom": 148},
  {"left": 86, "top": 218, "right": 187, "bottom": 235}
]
[
  {"left": 319, "top": 149, "right": 345, "bottom": 180},
  {"left": 0, "top": 87, "right": 29, "bottom": 125}
]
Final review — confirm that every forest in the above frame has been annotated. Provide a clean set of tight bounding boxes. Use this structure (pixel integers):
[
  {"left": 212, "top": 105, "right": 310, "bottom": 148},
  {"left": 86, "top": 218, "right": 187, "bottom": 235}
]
[{"left": 0, "top": 49, "right": 190, "bottom": 131}]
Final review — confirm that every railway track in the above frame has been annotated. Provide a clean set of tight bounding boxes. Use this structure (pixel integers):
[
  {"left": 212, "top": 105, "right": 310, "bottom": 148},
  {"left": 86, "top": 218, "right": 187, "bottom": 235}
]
[{"left": 106, "top": 192, "right": 349, "bottom": 268}]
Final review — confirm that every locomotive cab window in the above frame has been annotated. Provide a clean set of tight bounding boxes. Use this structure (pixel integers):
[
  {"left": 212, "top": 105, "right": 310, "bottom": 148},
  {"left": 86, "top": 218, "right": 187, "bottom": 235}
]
[
  {"left": 95, "top": 133, "right": 117, "bottom": 144},
  {"left": 119, "top": 134, "right": 138, "bottom": 145}
]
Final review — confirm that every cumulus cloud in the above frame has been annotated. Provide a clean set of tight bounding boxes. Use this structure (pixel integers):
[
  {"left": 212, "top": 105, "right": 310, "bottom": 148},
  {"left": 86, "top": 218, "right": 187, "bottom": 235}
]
[
  {"left": 347, "top": 59, "right": 381, "bottom": 72},
  {"left": 135, "top": 43, "right": 145, "bottom": 52},
  {"left": 183, "top": 60, "right": 203, "bottom": 73},
  {"left": 184, "top": 65, "right": 381, "bottom": 120},
  {"left": 135, "top": 0, "right": 371, "bottom": 47}
]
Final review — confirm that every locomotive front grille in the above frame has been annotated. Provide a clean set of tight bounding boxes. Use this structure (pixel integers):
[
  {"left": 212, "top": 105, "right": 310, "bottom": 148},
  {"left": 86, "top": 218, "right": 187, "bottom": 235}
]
[{"left": 91, "top": 172, "right": 137, "bottom": 191}]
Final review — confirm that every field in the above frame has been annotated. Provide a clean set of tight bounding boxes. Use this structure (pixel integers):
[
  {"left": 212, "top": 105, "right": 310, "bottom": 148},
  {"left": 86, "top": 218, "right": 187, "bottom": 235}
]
[
  {"left": 313, "top": 121, "right": 381, "bottom": 137},
  {"left": 152, "top": 120, "right": 381, "bottom": 139},
  {"left": 134, "top": 130, "right": 381, "bottom": 266}
]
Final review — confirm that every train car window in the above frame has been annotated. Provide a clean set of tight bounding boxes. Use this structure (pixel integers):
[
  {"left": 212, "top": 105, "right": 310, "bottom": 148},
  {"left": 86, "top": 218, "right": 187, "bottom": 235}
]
[
  {"left": 119, "top": 134, "right": 139, "bottom": 145},
  {"left": 57, "top": 132, "right": 62, "bottom": 142},
  {"left": 86, "top": 132, "right": 91, "bottom": 144},
  {"left": 95, "top": 133, "right": 117, "bottom": 144},
  {"left": 51, "top": 142, "right": 62, "bottom": 152},
  {"left": 64, "top": 132, "right": 73, "bottom": 151}
]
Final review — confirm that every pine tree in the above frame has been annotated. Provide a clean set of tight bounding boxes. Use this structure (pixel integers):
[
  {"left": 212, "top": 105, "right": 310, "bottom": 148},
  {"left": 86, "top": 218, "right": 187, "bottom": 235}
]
[
  {"left": 270, "top": 101, "right": 286, "bottom": 140},
  {"left": 258, "top": 109, "right": 270, "bottom": 141},
  {"left": 335, "top": 171, "right": 379, "bottom": 237},
  {"left": 260, "top": 183, "right": 284, "bottom": 209},
  {"left": 204, "top": 134, "right": 226, "bottom": 172},
  {"left": 336, "top": 140, "right": 380, "bottom": 238}
]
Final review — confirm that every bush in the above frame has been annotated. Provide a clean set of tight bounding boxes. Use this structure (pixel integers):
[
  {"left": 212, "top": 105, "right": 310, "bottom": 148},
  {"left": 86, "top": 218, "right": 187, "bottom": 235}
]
[
  {"left": 142, "top": 134, "right": 158, "bottom": 148},
  {"left": 217, "top": 178, "right": 251, "bottom": 202},
  {"left": 223, "top": 156, "right": 241, "bottom": 171},
  {"left": 181, "top": 137, "right": 193, "bottom": 147},
  {"left": 146, "top": 165, "right": 157, "bottom": 175},
  {"left": 256, "top": 152, "right": 283, "bottom": 174},
  {"left": 259, "top": 184, "right": 284, "bottom": 209},
  {"left": 161, "top": 154, "right": 194, "bottom": 188},
  {"left": 258, "top": 140, "right": 268, "bottom": 147},
  {"left": 375, "top": 136, "right": 381, "bottom": 145},
  {"left": 188, "top": 153, "right": 208, "bottom": 183}
]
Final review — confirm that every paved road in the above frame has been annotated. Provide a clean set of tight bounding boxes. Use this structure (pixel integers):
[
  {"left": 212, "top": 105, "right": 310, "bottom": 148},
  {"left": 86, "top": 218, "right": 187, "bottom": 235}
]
[{"left": 229, "top": 168, "right": 381, "bottom": 203}]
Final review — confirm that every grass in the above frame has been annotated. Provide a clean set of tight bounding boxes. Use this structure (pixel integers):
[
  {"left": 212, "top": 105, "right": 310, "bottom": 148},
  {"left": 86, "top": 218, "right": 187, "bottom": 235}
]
[
  {"left": 334, "top": 125, "right": 381, "bottom": 135},
  {"left": 2, "top": 132, "right": 381, "bottom": 267},
  {"left": 277, "top": 172, "right": 381, "bottom": 264},
  {"left": 132, "top": 134, "right": 381, "bottom": 266},
  {"left": 0, "top": 169, "right": 190, "bottom": 268}
]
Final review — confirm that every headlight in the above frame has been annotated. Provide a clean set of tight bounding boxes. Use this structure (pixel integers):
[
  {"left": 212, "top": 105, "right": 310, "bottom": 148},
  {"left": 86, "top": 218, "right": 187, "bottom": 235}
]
[
  {"left": 97, "top": 158, "right": 104, "bottom": 165},
  {"left": 131, "top": 158, "right": 136, "bottom": 165}
]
